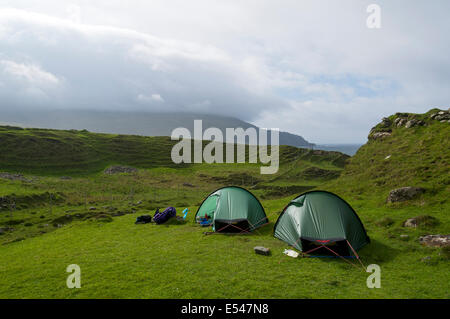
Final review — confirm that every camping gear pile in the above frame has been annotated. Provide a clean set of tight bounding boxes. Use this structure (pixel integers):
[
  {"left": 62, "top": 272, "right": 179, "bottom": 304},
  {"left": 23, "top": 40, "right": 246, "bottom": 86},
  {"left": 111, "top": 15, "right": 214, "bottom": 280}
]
[
  {"left": 153, "top": 207, "right": 177, "bottom": 224},
  {"left": 135, "top": 207, "right": 182, "bottom": 225},
  {"left": 134, "top": 186, "right": 370, "bottom": 267}
]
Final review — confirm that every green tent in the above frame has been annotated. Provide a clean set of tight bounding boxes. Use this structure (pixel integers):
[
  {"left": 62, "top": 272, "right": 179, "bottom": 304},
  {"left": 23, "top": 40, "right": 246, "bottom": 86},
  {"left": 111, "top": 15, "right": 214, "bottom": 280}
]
[
  {"left": 274, "top": 191, "right": 369, "bottom": 256},
  {"left": 195, "top": 186, "right": 268, "bottom": 233}
]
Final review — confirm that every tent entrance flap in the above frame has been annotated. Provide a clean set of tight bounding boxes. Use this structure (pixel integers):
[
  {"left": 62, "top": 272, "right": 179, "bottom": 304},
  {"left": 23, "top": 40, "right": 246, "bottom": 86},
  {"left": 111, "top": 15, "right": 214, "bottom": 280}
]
[
  {"left": 214, "top": 219, "right": 250, "bottom": 233},
  {"left": 301, "top": 238, "right": 351, "bottom": 257}
]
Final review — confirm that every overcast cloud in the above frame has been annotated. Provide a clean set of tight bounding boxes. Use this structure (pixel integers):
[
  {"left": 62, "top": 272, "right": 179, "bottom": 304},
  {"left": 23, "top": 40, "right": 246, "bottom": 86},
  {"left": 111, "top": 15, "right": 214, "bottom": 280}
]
[{"left": 0, "top": 1, "right": 449, "bottom": 143}]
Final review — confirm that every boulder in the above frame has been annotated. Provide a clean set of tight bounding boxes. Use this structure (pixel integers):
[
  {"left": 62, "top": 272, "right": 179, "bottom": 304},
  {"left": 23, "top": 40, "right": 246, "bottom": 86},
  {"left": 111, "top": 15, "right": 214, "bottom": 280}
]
[
  {"left": 387, "top": 186, "right": 425, "bottom": 203},
  {"left": 419, "top": 234, "right": 450, "bottom": 247},
  {"left": 402, "top": 215, "right": 439, "bottom": 228},
  {"left": 403, "top": 218, "right": 417, "bottom": 228}
]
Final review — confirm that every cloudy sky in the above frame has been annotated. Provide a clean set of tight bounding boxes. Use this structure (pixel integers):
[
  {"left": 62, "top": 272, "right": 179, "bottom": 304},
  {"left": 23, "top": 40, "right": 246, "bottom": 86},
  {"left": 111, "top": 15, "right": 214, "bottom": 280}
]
[{"left": 0, "top": 1, "right": 449, "bottom": 143}]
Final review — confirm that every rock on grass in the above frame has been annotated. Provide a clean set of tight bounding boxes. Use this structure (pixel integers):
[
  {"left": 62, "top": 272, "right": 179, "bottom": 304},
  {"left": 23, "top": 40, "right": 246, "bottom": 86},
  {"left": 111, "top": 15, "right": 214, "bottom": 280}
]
[
  {"left": 419, "top": 234, "right": 450, "bottom": 247},
  {"left": 387, "top": 187, "right": 425, "bottom": 203},
  {"left": 403, "top": 215, "right": 439, "bottom": 228}
]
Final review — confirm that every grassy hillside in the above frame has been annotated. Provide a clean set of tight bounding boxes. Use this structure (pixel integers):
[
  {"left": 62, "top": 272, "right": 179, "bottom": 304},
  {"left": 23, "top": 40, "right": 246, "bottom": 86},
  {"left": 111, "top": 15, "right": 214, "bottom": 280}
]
[
  {"left": 329, "top": 108, "right": 449, "bottom": 201},
  {"left": 323, "top": 109, "right": 449, "bottom": 235},
  {"left": 0, "top": 126, "right": 184, "bottom": 175},
  {"left": 0, "top": 125, "right": 337, "bottom": 176},
  {"left": 0, "top": 109, "right": 448, "bottom": 299},
  {"left": 0, "top": 125, "right": 347, "bottom": 244}
]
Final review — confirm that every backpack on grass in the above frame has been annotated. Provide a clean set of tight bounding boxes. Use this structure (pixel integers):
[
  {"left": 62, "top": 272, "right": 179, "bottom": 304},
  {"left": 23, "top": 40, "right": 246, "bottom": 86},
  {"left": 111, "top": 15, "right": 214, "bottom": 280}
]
[{"left": 153, "top": 207, "right": 176, "bottom": 224}]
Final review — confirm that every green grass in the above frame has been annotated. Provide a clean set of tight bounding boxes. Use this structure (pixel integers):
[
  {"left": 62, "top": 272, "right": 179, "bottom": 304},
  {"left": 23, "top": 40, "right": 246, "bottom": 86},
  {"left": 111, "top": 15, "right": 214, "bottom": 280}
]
[{"left": 0, "top": 109, "right": 449, "bottom": 299}]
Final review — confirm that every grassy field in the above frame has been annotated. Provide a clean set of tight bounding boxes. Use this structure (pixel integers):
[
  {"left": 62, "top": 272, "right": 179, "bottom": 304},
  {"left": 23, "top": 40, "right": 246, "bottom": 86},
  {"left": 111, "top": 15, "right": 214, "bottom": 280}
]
[{"left": 0, "top": 109, "right": 449, "bottom": 299}]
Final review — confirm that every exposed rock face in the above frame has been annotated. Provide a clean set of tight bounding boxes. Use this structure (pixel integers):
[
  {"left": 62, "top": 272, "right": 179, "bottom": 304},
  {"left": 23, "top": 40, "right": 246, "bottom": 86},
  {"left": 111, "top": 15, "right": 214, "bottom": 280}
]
[
  {"left": 378, "top": 109, "right": 450, "bottom": 132},
  {"left": 404, "top": 119, "right": 426, "bottom": 128},
  {"left": 104, "top": 165, "right": 138, "bottom": 174},
  {"left": 393, "top": 114, "right": 426, "bottom": 128},
  {"left": 394, "top": 117, "right": 407, "bottom": 127},
  {"left": 371, "top": 131, "right": 392, "bottom": 140},
  {"left": 380, "top": 117, "right": 392, "bottom": 128},
  {"left": 419, "top": 234, "right": 450, "bottom": 247},
  {"left": 430, "top": 109, "right": 450, "bottom": 122},
  {"left": 387, "top": 186, "right": 425, "bottom": 203}
]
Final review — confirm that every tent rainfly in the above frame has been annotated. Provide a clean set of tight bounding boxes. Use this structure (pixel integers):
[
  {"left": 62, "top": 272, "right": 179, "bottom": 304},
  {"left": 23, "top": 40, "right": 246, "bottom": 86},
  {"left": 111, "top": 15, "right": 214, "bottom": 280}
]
[
  {"left": 195, "top": 186, "right": 268, "bottom": 233},
  {"left": 274, "top": 190, "right": 370, "bottom": 258}
]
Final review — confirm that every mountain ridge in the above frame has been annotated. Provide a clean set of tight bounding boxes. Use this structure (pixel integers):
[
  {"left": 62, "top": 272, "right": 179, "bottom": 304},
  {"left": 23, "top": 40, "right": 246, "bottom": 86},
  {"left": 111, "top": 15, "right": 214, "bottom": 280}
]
[{"left": 1, "top": 109, "right": 314, "bottom": 148}]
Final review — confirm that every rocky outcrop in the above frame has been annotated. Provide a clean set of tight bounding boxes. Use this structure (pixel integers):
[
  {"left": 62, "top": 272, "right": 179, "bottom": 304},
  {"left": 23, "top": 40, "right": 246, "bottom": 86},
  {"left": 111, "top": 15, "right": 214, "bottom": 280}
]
[
  {"left": 370, "top": 131, "right": 392, "bottom": 140},
  {"left": 387, "top": 186, "right": 425, "bottom": 203},
  {"left": 405, "top": 119, "right": 426, "bottom": 128},
  {"left": 380, "top": 117, "right": 392, "bottom": 128},
  {"left": 429, "top": 109, "right": 450, "bottom": 122},
  {"left": 370, "top": 108, "right": 449, "bottom": 140},
  {"left": 419, "top": 234, "right": 450, "bottom": 247},
  {"left": 104, "top": 165, "right": 138, "bottom": 174},
  {"left": 393, "top": 114, "right": 426, "bottom": 128}
]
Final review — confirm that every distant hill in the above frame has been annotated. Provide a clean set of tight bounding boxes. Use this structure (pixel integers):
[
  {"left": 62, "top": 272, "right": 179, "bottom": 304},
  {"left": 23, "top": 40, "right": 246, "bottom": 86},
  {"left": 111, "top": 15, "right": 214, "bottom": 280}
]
[
  {"left": 0, "top": 109, "right": 314, "bottom": 148},
  {"left": 0, "top": 125, "right": 346, "bottom": 176}
]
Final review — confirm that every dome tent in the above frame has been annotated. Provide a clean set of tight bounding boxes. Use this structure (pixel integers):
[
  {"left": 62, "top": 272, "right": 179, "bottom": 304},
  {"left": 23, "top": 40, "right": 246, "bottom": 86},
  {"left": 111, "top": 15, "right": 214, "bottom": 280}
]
[
  {"left": 274, "top": 190, "right": 370, "bottom": 258},
  {"left": 195, "top": 186, "right": 268, "bottom": 233}
]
